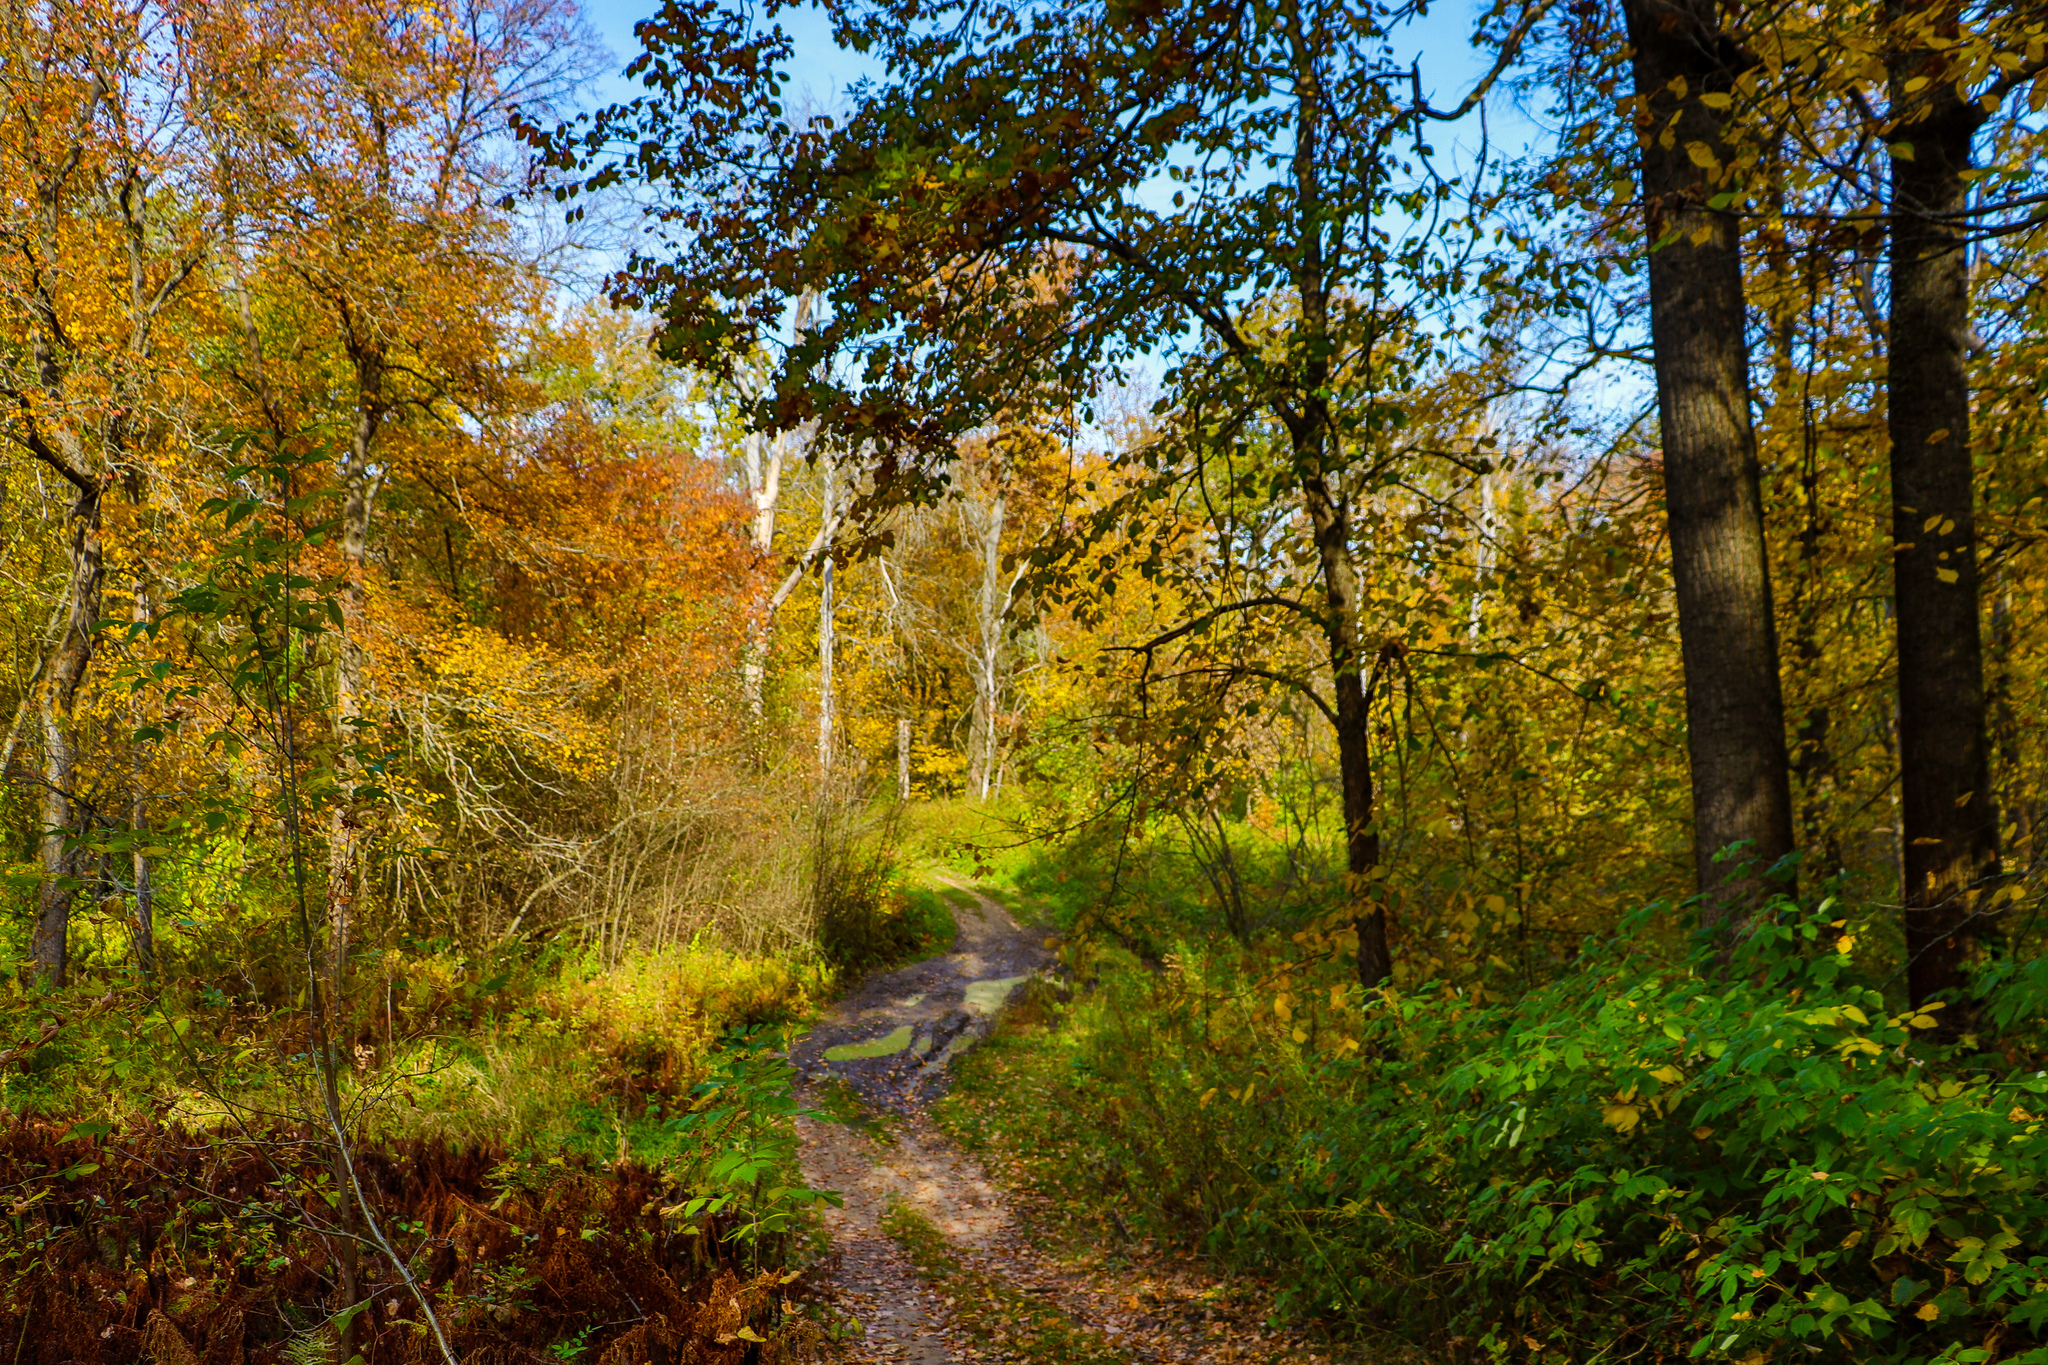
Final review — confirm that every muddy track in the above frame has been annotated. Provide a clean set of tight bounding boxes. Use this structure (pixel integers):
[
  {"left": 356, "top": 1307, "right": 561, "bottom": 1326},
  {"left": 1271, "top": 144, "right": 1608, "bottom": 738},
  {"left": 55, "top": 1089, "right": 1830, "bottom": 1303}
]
[
  {"left": 793, "top": 877, "right": 1047, "bottom": 1364},
  {"left": 794, "top": 880, "right": 1332, "bottom": 1365}
]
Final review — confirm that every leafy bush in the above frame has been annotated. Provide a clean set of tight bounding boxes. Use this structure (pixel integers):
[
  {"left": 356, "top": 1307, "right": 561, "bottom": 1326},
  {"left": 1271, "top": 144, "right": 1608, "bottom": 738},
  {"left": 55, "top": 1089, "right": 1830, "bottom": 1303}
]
[{"left": 941, "top": 902, "right": 2048, "bottom": 1363}]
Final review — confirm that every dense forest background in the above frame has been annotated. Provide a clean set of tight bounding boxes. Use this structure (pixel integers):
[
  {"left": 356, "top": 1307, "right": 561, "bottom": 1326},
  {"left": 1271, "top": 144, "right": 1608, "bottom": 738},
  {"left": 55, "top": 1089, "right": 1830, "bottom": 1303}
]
[{"left": 6, "top": 0, "right": 2048, "bottom": 1360}]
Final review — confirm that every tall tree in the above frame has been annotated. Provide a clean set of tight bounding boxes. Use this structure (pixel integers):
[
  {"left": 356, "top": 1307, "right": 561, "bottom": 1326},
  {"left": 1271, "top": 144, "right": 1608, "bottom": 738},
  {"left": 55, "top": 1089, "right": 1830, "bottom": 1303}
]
[
  {"left": 1884, "top": 0, "right": 1998, "bottom": 1009},
  {"left": 0, "top": 0, "right": 213, "bottom": 985},
  {"left": 536, "top": 0, "right": 1543, "bottom": 987},
  {"left": 1620, "top": 0, "right": 1797, "bottom": 916},
  {"left": 205, "top": 0, "right": 595, "bottom": 1003}
]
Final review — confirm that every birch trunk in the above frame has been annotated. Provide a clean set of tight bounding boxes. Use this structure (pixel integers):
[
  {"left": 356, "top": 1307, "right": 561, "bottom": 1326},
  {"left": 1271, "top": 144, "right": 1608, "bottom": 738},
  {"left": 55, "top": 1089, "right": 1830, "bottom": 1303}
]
[
  {"left": 817, "top": 447, "right": 836, "bottom": 773},
  {"left": 967, "top": 457, "right": 1009, "bottom": 802}
]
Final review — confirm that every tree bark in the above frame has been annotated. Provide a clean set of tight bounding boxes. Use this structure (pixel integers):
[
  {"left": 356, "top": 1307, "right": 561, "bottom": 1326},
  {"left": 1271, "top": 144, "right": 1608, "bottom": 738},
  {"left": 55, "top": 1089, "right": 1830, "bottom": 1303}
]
[
  {"left": 967, "top": 453, "right": 1009, "bottom": 803},
  {"left": 1305, "top": 479, "right": 1390, "bottom": 988},
  {"left": 897, "top": 715, "right": 912, "bottom": 800},
  {"left": 328, "top": 368, "right": 385, "bottom": 1010},
  {"left": 1886, "top": 18, "right": 1998, "bottom": 1011},
  {"left": 817, "top": 448, "right": 837, "bottom": 774},
  {"left": 131, "top": 577, "right": 156, "bottom": 980},
  {"left": 1624, "top": 0, "right": 1796, "bottom": 918},
  {"left": 1284, "top": 0, "right": 1390, "bottom": 987},
  {"left": 28, "top": 481, "right": 105, "bottom": 987}
]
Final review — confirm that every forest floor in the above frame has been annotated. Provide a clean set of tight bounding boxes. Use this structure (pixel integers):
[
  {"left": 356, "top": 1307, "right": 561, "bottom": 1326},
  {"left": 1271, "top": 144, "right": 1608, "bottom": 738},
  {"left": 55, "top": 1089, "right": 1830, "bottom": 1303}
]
[{"left": 790, "top": 878, "right": 1339, "bottom": 1365}]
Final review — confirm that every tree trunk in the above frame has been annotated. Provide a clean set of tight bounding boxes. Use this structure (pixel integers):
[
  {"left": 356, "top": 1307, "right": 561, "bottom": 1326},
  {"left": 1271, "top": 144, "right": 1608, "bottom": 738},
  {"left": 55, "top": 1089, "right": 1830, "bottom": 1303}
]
[
  {"left": 1624, "top": 0, "right": 1796, "bottom": 918},
  {"left": 1886, "top": 26, "right": 1998, "bottom": 1011},
  {"left": 131, "top": 578, "right": 156, "bottom": 980},
  {"left": 1301, "top": 468, "right": 1389, "bottom": 987},
  {"left": 897, "top": 716, "right": 912, "bottom": 800},
  {"left": 739, "top": 428, "right": 781, "bottom": 729},
  {"left": 968, "top": 460, "right": 1008, "bottom": 803},
  {"left": 28, "top": 481, "right": 105, "bottom": 987},
  {"left": 739, "top": 294, "right": 812, "bottom": 737},
  {"left": 817, "top": 448, "right": 837, "bottom": 774},
  {"left": 329, "top": 385, "right": 383, "bottom": 1012},
  {"left": 1284, "top": 4, "right": 1389, "bottom": 988}
]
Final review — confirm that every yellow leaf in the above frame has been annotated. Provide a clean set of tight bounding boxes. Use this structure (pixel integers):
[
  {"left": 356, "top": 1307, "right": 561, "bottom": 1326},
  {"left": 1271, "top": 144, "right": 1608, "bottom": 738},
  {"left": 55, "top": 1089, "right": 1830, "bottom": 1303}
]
[
  {"left": 1602, "top": 1103, "right": 1642, "bottom": 1132},
  {"left": 736, "top": 1326, "right": 767, "bottom": 1343},
  {"left": 1198, "top": 1087, "right": 1218, "bottom": 1108},
  {"left": 1841, "top": 1005, "right": 1868, "bottom": 1025},
  {"left": 1891, "top": 141, "right": 1916, "bottom": 160},
  {"left": 1910, "top": 1014, "right": 1940, "bottom": 1029},
  {"left": 1689, "top": 225, "right": 1715, "bottom": 246},
  {"left": 1700, "top": 92, "right": 1732, "bottom": 109},
  {"left": 1937, "top": 567, "right": 1959, "bottom": 584},
  {"left": 1685, "top": 141, "right": 1722, "bottom": 172},
  {"left": 1905, "top": 75, "right": 1930, "bottom": 92},
  {"left": 1274, "top": 995, "right": 1292, "bottom": 1021},
  {"left": 1917, "top": 1302, "right": 1939, "bottom": 1321},
  {"left": 1836, "top": 934, "right": 1857, "bottom": 954},
  {"left": 1649, "top": 1065, "right": 1685, "bottom": 1085},
  {"left": 1292, "top": 1028, "right": 1309, "bottom": 1044},
  {"left": 1666, "top": 75, "right": 1689, "bottom": 98}
]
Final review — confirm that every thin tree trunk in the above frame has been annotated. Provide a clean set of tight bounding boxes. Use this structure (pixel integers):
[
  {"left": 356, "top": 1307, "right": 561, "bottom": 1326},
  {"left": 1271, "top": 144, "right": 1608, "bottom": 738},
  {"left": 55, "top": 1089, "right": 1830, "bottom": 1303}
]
[
  {"left": 739, "top": 294, "right": 813, "bottom": 737},
  {"left": 131, "top": 577, "right": 156, "bottom": 979},
  {"left": 817, "top": 449, "right": 836, "bottom": 774},
  {"left": 897, "top": 716, "right": 912, "bottom": 801},
  {"left": 329, "top": 389, "right": 382, "bottom": 1010},
  {"left": 29, "top": 482, "right": 104, "bottom": 987},
  {"left": 1285, "top": 1, "right": 1389, "bottom": 987},
  {"left": 969, "top": 460, "right": 1007, "bottom": 802},
  {"left": 740, "top": 427, "right": 781, "bottom": 729},
  {"left": 1886, "top": 19, "right": 1998, "bottom": 1011},
  {"left": 1624, "top": 0, "right": 1796, "bottom": 920}
]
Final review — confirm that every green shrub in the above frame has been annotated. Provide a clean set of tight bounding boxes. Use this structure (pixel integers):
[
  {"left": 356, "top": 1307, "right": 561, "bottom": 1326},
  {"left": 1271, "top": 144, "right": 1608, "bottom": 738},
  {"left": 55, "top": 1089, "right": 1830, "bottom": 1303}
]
[{"left": 942, "top": 902, "right": 2048, "bottom": 1363}]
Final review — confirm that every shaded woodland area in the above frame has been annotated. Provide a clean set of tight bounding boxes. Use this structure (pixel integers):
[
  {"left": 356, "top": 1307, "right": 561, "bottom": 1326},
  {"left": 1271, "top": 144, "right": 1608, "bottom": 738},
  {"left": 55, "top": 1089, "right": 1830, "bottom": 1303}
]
[{"left": 5, "top": 0, "right": 2048, "bottom": 1360}]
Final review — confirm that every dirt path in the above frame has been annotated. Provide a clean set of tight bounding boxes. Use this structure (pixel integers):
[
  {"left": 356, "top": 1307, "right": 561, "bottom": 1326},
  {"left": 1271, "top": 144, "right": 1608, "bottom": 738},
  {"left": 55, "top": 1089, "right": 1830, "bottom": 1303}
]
[
  {"left": 793, "top": 877, "right": 1046, "bottom": 1364},
  {"left": 793, "top": 880, "right": 1335, "bottom": 1365}
]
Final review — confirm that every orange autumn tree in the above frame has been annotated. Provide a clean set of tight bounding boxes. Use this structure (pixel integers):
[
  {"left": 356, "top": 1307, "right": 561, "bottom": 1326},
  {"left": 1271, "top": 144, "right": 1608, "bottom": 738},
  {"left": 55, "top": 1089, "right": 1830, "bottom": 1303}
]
[{"left": 196, "top": 0, "right": 599, "bottom": 989}]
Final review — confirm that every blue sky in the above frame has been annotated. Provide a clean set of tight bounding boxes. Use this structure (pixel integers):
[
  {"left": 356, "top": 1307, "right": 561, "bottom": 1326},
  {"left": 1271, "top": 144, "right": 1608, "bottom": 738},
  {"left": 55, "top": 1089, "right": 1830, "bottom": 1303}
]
[
  {"left": 582, "top": 1, "right": 879, "bottom": 114},
  {"left": 580, "top": 0, "right": 1511, "bottom": 133}
]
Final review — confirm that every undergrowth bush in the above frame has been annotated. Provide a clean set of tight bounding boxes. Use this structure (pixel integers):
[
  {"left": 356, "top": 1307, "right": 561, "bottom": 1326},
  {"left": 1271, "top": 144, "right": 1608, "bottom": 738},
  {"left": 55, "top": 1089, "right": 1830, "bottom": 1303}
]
[
  {"left": 814, "top": 807, "right": 953, "bottom": 971},
  {"left": 0, "top": 1115, "right": 831, "bottom": 1365},
  {"left": 941, "top": 901, "right": 2048, "bottom": 1364}
]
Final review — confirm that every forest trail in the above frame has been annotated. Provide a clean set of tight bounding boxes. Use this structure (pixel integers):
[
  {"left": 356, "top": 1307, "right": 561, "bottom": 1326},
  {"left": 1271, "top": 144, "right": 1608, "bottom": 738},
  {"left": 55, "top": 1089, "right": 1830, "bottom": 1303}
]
[{"left": 791, "top": 880, "right": 1333, "bottom": 1365}]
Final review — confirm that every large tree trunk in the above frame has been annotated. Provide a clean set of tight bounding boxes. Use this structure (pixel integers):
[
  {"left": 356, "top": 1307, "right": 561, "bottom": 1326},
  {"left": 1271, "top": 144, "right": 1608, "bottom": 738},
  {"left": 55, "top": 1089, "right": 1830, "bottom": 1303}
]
[
  {"left": 28, "top": 482, "right": 105, "bottom": 987},
  {"left": 1624, "top": 0, "right": 1796, "bottom": 918},
  {"left": 1886, "top": 25, "right": 1998, "bottom": 1011}
]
